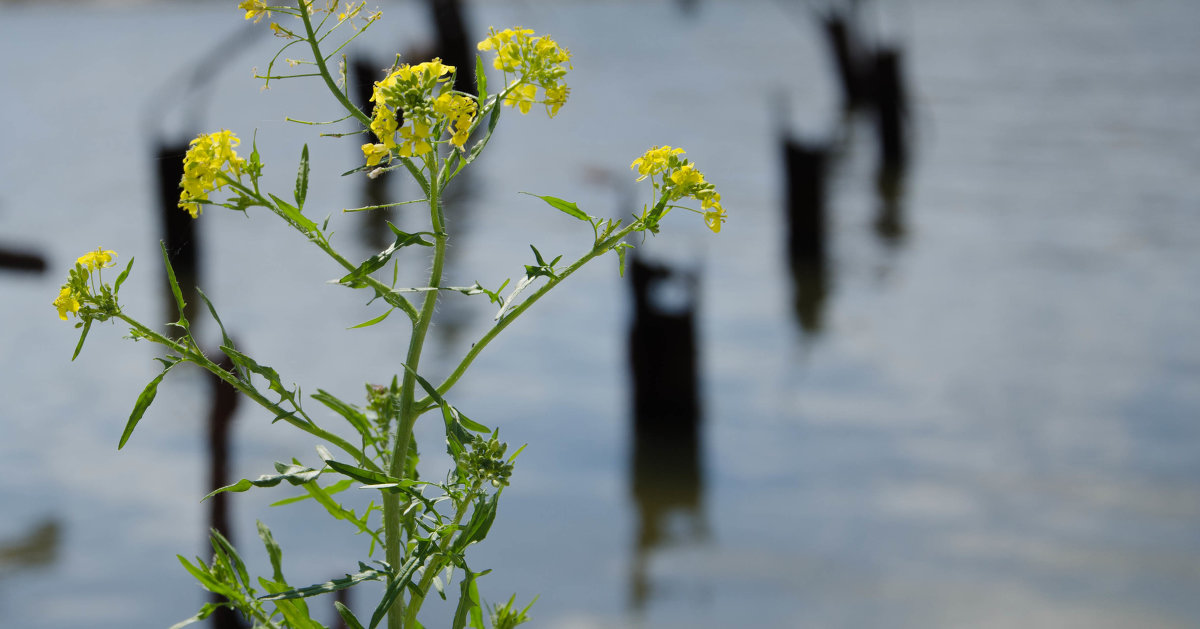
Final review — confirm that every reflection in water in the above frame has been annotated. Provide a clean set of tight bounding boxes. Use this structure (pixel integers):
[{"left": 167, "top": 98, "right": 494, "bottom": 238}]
[
  {"left": 870, "top": 47, "right": 909, "bottom": 176},
  {"left": 424, "top": 0, "right": 476, "bottom": 97},
  {"left": 781, "top": 137, "right": 831, "bottom": 335},
  {"left": 626, "top": 255, "right": 707, "bottom": 613},
  {"left": 0, "top": 518, "right": 61, "bottom": 574},
  {"left": 874, "top": 164, "right": 906, "bottom": 247},
  {"left": 817, "top": 2, "right": 869, "bottom": 110}
]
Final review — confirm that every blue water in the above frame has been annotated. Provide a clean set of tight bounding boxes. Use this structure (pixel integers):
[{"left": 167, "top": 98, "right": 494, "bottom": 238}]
[{"left": 2, "top": 1, "right": 1200, "bottom": 627}]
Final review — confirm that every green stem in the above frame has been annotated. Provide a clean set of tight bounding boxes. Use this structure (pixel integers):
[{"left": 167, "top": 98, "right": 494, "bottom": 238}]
[
  {"left": 298, "top": 0, "right": 371, "bottom": 128},
  {"left": 403, "top": 488, "right": 476, "bottom": 626},
  {"left": 425, "top": 223, "right": 641, "bottom": 406},
  {"left": 385, "top": 153, "right": 447, "bottom": 629},
  {"left": 221, "top": 179, "right": 420, "bottom": 323}
]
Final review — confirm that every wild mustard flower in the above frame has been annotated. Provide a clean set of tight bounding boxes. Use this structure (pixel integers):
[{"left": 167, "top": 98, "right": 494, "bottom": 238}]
[
  {"left": 433, "top": 92, "right": 478, "bottom": 149},
  {"left": 397, "top": 122, "right": 434, "bottom": 158},
  {"left": 238, "top": 0, "right": 271, "bottom": 23},
  {"left": 502, "top": 83, "right": 538, "bottom": 115},
  {"left": 630, "top": 146, "right": 684, "bottom": 181},
  {"left": 179, "top": 130, "right": 247, "bottom": 218},
  {"left": 77, "top": 248, "right": 117, "bottom": 272},
  {"left": 365, "top": 57, "right": 480, "bottom": 162},
  {"left": 477, "top": 27, "right": 572, "bottom": 118},
  {"left": 631, "top": 146, "right": 726, "bottom": 233},
  {"left": 53, "top": 286, "right": 81, "bottom": 321},
  {"left": 362, "top": 143, "right": 389, "bottom": 167}
]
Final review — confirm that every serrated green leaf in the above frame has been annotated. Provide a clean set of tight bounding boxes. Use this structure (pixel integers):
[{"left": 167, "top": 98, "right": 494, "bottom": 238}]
[
  {"left": 520, "top": 192, "right": 589, "bottom": 221},
  {"left": 119, "top": 360, "right": 178, "bottom": 449},
  {"left": 270, "top": 478, "right": 354, "bottom": 507},
  {"left": 202, "top": 463, "right": 323, "bottom": 501},
  {"left": 71, "top": 318, "right": 92, "bottom": 362},
  {"left": 160, "top": 241, "right": 189, "bottom": 330},
  {"left": 311, "top": 390, "right": 372, "bottom": 439},
  {"left": 258, "top": 566, "right": 387, "bottom": 601},
  {"left": 209, "top": 528, "right": 251, "bottom": 592},
  {"left": 335, "top": 602, "right": 367, "bottom": 629},
  {"left": 339, "top": 228, "right": 434, "bottom": 287},
  {"left": 196, "top": 288, "right": 242, "bottom": 380},
  {"left": 257, "top": 521, "right": 285, "bottom": 582},
  {"left": 221, "top": 345, "right": 287, "bottom": 397},
  {"left": 268, "top": 193, "right": 319, "bottom": 234},
  {"left": 452, "top": 494, "right": 499, "bottom": 553},
  {"left": 324, "top": 460, "right": 402, "bottom": 487},
  {"left": 369, "top": 556, "right": 421, "bottom": 629},
  {"left": 474, "top": 54, "right": 487, "bottom": 101},
  {"left": 112, "top": 257, "right": 135, "bottom": 296},
  {"left": 294, "top": 144, "right": 310, "bottom": 210}
]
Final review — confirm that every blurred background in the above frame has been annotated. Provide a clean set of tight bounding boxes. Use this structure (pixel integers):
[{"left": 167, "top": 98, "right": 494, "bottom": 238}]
[{"left": 2, "top": 0, "right": 1199, "bottom": 627}]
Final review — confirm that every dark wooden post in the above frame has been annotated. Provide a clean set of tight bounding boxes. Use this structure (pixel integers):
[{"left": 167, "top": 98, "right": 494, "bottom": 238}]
[{"left": 626, "top": 254, "right": 706, "bottom": 610}]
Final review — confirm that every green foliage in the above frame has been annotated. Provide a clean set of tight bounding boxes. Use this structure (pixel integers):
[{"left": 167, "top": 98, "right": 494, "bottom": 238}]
[{"left": 57, "top": 2, "right": 720, "bottom": 628}]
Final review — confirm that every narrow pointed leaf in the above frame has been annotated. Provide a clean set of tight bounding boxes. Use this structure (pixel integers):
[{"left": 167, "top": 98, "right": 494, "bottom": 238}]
[
  {"left": 349, "top": 308, "right": 393, "bottom": 329},
  {"left": 71, "top": 319, "right": 92, "bottom": 361},
  {"left": 258, "top": 566, "right": 387, "bottom": 601},
  {"left": 113, "top": 257, "right": 135, "bottom": 296},
  {"left": 119, "top": 360, "right": 178, "bottom": 449},
  {"left": 294, "top": 144, "right": 310, "bottom": 209},
  {"left": 474, "top": 54, "right": 487, "bottom": 101},
  {"left": 368, "top": 556, "right": 421, "bottom": 629},
  {"left": 268, "top": 193, "right": 319, "bottom": 234},
  {"left": 335, "top": 602, "right": 367, "bottom": 629},
  {"left": 160, "top": 241, "right": 189, "bottom": 330},
  {"left": 520, "top": 192, "right": 589, "bottom": 221},
  {"left": 202, "top": 463, "right": 323, "bottom": 500},
  {"left": 311, "top": 390, "right": 372, "bottom": 438}
]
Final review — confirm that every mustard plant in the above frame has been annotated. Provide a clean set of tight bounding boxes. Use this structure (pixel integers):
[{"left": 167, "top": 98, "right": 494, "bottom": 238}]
[{"left": 56, "top": 2, "right": 724, "bottom": 628}]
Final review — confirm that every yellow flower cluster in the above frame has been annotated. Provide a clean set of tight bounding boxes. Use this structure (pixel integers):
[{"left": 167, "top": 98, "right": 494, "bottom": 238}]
[
  {"left": 52, "top": 248, "right": 116, "bottom": 321},
  {"left": 630, "top": 146, "right": 726, "bottom": 233},
  {"left": 477, "top": 27, "right": 572, "bottom": 117},
  {"left": 362, "top": 58, "right": 480, "bottom": 166},
  {"left": 179, "top": 130, "right": 247, "bottom": 218}
]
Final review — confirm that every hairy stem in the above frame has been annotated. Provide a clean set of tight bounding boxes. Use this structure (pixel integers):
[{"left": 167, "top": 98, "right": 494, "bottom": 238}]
[{"left": 385, "top": 153, "right": 446, "bottom": 629}]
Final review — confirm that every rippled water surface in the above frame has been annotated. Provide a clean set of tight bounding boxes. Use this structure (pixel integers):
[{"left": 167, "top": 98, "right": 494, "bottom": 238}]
[{"left": 2, "top": 1, "right": 1200, "bottom": 627}]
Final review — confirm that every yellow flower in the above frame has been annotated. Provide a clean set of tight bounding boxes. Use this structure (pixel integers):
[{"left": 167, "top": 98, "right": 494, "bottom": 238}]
[
  {"left": 362, "top": 143, "right": 389, "bottom": 167},
  {"left": 478, "top": 27, "right": 572, "bottom": 117},
  {"left": 179, "top": 130, "right": 248, "bottom": 218},
  {"left": 413, "top": 58, "right": 454, "bottom": 81},
  {"left": 630, "top": 145, "right": 684, "bottom": 181},
  {"left": 238, "top": 0, "right": 271, "bottom": 23},
  {"left": 433, "top": 92, "right": 478, "bottom": 149},
  {"left": 503, "top": 82, "right": 538, "bottom": 114},
  {"left": 371, "top": 107, "right": 399, "bottom": 149},
  {"left": 53, "top": 286, "right": 81, "bottom": 321},
  {"left": 77, "top": 248, "right": 117, "bottom": 271},
  {"left": 669, "top": 163, "right": 705, "bottom": 189},
  {"left": 543, "top": 83, "right": 569, "bottom": 118},
  {"left": 397, "top": 121, "right": 433, "bottom": 158},
  {"left": 702, "top": 199, "right": 726, "bottom": 233}
]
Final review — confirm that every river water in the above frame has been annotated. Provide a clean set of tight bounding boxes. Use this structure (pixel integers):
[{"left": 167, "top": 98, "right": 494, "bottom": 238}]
[{"left": 2, "top": 1, "right": 1199, "bottom": 627}]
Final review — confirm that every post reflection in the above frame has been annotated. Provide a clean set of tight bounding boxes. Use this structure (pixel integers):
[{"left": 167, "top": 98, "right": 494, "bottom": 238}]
[
  {"left": 0, "top": 518, "right": 61, "bottom": 574},
  {"left": 781, "top": 137, "right": 831, "bottom": 335},
  {"left": 626, "top": 254, "right": 708, "bottom": 613}
]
